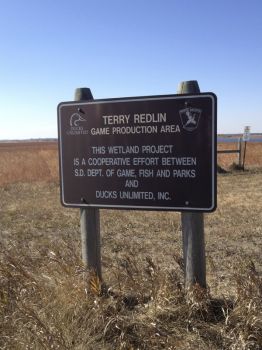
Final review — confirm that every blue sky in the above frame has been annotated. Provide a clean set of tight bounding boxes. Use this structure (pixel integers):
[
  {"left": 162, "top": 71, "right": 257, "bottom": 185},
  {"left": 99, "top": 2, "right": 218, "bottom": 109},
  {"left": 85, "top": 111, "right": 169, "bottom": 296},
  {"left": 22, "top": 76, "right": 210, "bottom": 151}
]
[{"left": 0, "top": 0, "right": 261, "bottom": 139}]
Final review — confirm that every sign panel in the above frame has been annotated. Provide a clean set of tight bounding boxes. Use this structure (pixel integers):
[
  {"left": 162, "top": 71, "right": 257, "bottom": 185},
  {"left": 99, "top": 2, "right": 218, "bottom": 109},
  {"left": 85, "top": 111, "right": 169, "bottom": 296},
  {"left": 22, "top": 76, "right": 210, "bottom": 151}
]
[
  {"left": 58, "top": 93, "right": 217, "bottom": 212},
  {"left": 243, "top": 126, "right": 251, "bottom": 141}
]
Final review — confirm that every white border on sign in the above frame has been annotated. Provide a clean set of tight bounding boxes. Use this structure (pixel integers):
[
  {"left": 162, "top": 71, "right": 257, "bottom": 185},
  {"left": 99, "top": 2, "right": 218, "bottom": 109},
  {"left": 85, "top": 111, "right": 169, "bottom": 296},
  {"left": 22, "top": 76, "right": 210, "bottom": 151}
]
[{"left": 58, "top": 94, "right": 216, "bottom": 212}]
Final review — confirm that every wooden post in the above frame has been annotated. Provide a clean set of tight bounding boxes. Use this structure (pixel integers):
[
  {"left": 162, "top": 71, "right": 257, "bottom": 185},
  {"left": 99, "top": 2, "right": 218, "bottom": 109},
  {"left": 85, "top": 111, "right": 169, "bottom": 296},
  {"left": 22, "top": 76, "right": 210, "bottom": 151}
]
[
  {"left": 242, "top": 140, "right": 247, "bottom": 170},
  {"left": 238, "top": 137, "right": 242, "bottom": 167},
  {"left": 74, "top": 88, "right": 102, "bottom": 280},
  {"left": 177, "top": 80, "right": 206, "bottom": 289}
]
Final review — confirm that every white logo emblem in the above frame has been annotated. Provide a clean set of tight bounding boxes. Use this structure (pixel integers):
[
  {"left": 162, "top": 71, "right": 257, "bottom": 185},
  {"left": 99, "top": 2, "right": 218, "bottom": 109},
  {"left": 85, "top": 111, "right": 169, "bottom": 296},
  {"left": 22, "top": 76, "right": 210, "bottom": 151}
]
[
  {"left": 70, "top": 113, "right": 86, "bottom": 127},
  {"left": 179, "top": 107, "right": 201, "bottom": 131},
  {"left": 66, "top": 113, "right": 88, "bottom": 136}
]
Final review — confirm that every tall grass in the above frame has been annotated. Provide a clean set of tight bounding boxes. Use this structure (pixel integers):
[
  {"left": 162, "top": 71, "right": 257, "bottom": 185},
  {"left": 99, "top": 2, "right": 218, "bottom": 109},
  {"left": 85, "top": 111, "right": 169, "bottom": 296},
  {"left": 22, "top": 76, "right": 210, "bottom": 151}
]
[
  {"left": 0, "top": 171, "right": 262, "bottom": 349},
  {"left": 1, "top": 237, "right": 261, "bottom": 349}
]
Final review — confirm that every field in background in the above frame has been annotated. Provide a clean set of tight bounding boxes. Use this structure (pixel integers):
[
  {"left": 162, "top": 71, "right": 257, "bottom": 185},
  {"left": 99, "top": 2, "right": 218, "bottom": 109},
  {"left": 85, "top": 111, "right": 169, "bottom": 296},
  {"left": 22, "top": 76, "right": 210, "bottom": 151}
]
[
  {"left": 217, "top": 142, "right": 262, "bottom": 170},
  {"left": 0, "top": 140, "right": 262, "bottom": 186},
  {"left": 0, "top": 141, "right": 262, "bottom": 349},
  {"left": 0, "top": 141, "right": 58, "bottom": 186}
]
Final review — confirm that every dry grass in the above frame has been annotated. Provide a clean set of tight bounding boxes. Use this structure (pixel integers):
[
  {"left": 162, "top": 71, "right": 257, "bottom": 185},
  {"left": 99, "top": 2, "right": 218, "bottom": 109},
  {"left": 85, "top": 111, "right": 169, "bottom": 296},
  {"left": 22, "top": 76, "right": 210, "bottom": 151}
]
[
  {"left": 217, "top": 142, "right": 262, "bottom": 170},
  {"left": 0, "top": 141, "right": 262, "bottom": 349},
  {"left": 0, "top": 142, "right": 58, "bottom": 186},
  {"left": 0, "top": 173, "right": 262, "bottom": 349},
  {"left": 0, "top": 141, "right": 262, "bottom": 186}
]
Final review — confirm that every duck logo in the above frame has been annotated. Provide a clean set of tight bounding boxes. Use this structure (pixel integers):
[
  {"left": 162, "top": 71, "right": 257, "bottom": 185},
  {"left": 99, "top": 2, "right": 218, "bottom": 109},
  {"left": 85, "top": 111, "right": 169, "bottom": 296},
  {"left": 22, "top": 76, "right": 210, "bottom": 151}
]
[
  {"left": 66, "top": 112, "right": 88, "bottom": 136},
  {"left": 179, "top": 107, "right": 201, "bottom": 131},
  {"left": 70, "top": 113, "right": 86, "bottom": 127}
]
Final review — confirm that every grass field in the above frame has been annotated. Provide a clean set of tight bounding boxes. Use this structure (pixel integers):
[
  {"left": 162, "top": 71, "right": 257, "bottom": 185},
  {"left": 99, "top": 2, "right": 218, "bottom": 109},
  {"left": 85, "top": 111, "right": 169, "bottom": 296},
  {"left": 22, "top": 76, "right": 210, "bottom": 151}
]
[
  {"left": 0, "top": 141, "right": 262, "bottom": 349},
  {"left": 0, "top": 140, "right": 261, "bottom": 185}
]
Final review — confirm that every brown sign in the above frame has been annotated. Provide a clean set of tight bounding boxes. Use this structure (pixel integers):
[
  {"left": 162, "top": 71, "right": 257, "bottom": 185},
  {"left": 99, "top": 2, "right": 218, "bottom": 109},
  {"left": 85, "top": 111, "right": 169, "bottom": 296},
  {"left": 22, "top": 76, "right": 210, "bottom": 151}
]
[{"left": 57, "top": 93, "right": 217, "bottom": 212}]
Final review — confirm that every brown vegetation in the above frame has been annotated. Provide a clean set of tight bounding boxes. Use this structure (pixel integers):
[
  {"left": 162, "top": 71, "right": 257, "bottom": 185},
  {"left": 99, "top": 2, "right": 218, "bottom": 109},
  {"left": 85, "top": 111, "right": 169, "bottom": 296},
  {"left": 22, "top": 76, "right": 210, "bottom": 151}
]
[
  {"left": 0, "top": 142, "right": 58, "bottom": 186},
  {"left": 0, "top": 140, "right": 262, "bottom": 186},
  {"left": 0, "top": 141, "right": 262, "bottom": 349},
  {"left": 217, "top": 142, "right": 262, "bottom": 170}
]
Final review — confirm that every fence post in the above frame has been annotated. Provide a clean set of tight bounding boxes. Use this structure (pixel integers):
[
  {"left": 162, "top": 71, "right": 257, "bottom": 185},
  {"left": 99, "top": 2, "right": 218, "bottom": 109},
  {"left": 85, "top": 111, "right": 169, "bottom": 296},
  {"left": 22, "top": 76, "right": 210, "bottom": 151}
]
[
  {"left": 177, "top": 80, "right": 206, "bottom": 289},
  {"left": 74, "top": 87, "right": 102, "bottom": 280},
  {"left": 238, "top": 137, "right": 242, "bottom": 167},
  {"left": 242, "top": 140, "right": 247, "bottom": 170}
]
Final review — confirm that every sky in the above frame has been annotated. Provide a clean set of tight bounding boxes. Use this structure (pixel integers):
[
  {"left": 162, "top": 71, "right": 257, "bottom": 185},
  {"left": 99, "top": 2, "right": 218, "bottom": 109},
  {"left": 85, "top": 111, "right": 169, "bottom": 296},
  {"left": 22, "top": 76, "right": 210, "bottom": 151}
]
[{"left": 0, "top": 0, "right": 261, "bottom": 139}]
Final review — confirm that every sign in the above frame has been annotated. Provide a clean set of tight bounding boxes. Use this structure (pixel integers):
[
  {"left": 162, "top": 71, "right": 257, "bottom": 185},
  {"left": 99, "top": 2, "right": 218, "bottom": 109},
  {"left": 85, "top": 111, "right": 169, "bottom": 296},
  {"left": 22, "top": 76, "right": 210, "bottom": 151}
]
[
  {"left": 243, "top": 126, "right": 251, "bottom": 141},
  {"left": 57, "top": 93, "right": 217, "bottom": 212}
]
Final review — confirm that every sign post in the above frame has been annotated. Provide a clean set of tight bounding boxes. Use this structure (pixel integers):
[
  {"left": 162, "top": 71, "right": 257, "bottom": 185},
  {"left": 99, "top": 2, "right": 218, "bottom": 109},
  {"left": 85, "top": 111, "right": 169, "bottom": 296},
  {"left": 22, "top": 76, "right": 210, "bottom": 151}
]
[
  {"left": 178, "top": 80, "right": 207, "bottom": 289},
  {"left": 238, "top": 137, "right": 242, "bottom": 167},
  {"left": 242, "top": 126, "right": 250, "bottom": 170},
  {"left": 74, "top": 88, "right": 102, "bottom": 280}
]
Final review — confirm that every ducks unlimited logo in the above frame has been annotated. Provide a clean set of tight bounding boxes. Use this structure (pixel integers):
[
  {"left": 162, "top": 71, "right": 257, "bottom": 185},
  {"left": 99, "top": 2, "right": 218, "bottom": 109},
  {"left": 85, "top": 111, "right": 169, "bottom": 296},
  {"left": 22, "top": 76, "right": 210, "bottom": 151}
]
[{"left": 67, "top": 113, "right": 88, "bottom": 135}]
